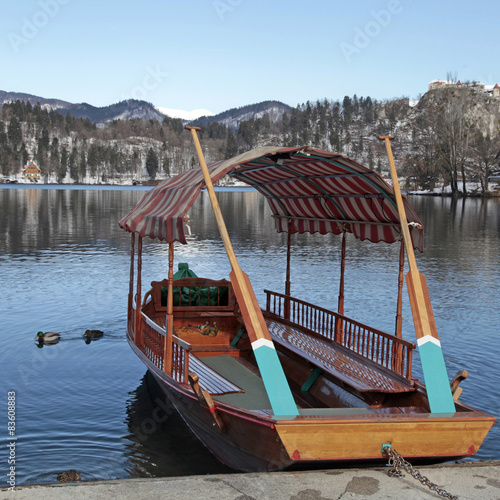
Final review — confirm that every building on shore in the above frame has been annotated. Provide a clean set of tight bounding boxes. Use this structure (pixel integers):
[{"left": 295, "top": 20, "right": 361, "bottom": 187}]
[{"left": 23, "top": 161, "right": 41, "bottom": 182}]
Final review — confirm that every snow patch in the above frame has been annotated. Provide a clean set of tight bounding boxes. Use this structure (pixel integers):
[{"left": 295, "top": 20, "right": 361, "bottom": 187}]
[{"left": 156, "top": 107, "right": 214, "bottom": 120}]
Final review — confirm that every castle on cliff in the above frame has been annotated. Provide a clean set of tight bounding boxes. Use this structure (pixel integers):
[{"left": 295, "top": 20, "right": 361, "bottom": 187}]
[{"left": 428, "top": 79, "right": 500, "bottom": 97}]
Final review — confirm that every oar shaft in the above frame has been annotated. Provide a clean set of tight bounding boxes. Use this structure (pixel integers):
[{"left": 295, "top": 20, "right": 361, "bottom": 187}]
[
  {"left": 379, "top": 136, "right": 455, "bottom": 413},
  {"left": 185, "top": 125, "right": 298, "bottom": 416},
  {"left": 186, "top": 126, "right": 265, "bottom": 340},
  {"left": 379, "top": 136, "right": 417, "bottom": 270},
  {"left": 380, "top": 135, "right": 432, "bottom": 335}
]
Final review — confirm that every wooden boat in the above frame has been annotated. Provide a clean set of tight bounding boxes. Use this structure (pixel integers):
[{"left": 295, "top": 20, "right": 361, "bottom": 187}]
[{"left": 118, "top": 130, "right": 495, "bottom": 472}]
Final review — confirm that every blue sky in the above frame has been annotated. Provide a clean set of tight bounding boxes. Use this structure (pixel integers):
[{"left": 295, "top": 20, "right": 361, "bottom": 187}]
[{"left": 1, "top": 0, "right": 499, "bottom": 114}]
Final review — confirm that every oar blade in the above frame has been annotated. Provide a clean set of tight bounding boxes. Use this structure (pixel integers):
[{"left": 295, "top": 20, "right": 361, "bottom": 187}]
[
  {"left": 406, "top": 270, "right": 455, "bottom": 413},
  {"left": 230, "top": 270, "right": 299, "bottom": 416}
]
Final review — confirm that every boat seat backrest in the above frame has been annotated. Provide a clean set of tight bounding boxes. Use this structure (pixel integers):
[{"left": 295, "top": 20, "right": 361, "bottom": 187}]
[{"left": 150, "top": 278, "right": 237, "bottom": 313}]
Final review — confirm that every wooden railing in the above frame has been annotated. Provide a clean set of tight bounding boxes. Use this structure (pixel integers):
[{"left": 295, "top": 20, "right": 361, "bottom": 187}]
[
  {"left": 139, "top": 312, "right": 191, "bottom": 383},
  {"left": 171, "top": 335, "right": 191, "bottom": 384},
  {"left": 264, "top": 290, "right": 415, "bottom": 380}
]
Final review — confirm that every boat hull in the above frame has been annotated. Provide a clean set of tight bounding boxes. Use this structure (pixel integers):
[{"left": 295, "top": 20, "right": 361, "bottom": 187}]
[
  {"left": 275, "top": 416, "right": 494, "bottom": 463},
  {"left": 128, "top": 329, "right": 495, "bottom": 472},
  {"left": 128, "top": 332, "right": 292, "bottom": 471}
]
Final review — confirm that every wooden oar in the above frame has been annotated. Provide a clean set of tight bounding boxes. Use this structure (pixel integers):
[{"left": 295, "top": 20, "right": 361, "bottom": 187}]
[
  {"left": 379, "top": 136, "right": 455, "bottom": 413},
  {"left": 185, "top": 126, "right": 298, "bottom": 416}
]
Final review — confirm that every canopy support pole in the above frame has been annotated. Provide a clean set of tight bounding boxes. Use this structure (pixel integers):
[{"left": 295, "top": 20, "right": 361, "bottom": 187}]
[
  {"left": 186, "top": 125, "right": 298, "bottom": 416},
  {"left": 284, "top": 220, "right": 292, "bottom": 320},
  {"left": 380, "top": 136, "right": 455, "bottom": 413},
  {"left": 392, "top": 239, "right": 405, "bottom": 371},
  {"left": 164, "top": 243, "right": 174, "bottom": 374},
  {"left": 128, "top": 233, "right": 135, "bottom": 327},
  {"left": 134, "top": 235, "right": 143, "bottom": 346},
  {"left": 395, "top": 239, "right": 404, "bottom": 338},
  {"left": 334, "top": 230, "right": 346, "bottom": 343},
  {"left": 338, "top": 230, "right": 346, "bottom": 316}
]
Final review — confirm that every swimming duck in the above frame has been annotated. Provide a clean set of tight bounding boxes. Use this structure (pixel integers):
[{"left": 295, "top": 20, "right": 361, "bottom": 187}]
[
  {"left": 57, "top": 469, "right": 81, "bottom": 482},
  {"left": 83, "top": 329, "right": 104, "bottom": 339},
  {"left": 35, "top": 331, "right": 60, "bottom": 343}
]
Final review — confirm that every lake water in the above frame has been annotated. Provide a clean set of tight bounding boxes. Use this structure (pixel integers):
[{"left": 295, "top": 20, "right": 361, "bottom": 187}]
[{"left": 0, "top": 186, "right": 498, "bottom": 486}]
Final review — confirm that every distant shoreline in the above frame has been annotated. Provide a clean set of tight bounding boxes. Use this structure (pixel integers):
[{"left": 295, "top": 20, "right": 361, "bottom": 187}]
[
  {"left": 0, "top": 183, "right": 256, "bottom": 193},
  {"left": 1, "top": 181, "right": 498, "bottom": 197}
]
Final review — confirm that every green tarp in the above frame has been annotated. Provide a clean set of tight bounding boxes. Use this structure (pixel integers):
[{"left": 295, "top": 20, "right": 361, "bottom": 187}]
[{"left": 161, "top": 263, "right": 228, "bottom": 307}]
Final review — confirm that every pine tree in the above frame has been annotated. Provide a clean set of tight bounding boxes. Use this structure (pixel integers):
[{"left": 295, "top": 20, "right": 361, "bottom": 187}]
[
  {"left": 79, "top": 151, "right": 87, "bottom": 181},
  {"left": 59, "top": 146, "right": 68, "bottom": 182},
  {"left": 225, "top": 130, "right": 238, "bottom": 158},
  {"left": 8, "top": 117, "right": 22, "bottom": 147},
  {"left": 145, "top": 147, "right": 159, "bottom": 180}
]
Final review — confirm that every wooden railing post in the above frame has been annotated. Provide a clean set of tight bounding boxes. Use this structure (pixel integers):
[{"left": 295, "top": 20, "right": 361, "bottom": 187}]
[{"left": 183, "top": 346, "right": 190, "bottom": 384}]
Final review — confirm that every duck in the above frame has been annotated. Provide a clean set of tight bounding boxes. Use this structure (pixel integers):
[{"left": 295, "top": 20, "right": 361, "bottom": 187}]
[
  {"left": 83, "top": 329, "right": 104, "bottom": 339},
  {"left": 57, "top": 469, "right": 81, "bottom": 482},
  {"left": 34, "top": 331, "right": 60, "bottom": 343}
]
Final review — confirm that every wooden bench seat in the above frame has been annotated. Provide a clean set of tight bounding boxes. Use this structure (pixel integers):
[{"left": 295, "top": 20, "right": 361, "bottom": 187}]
[
  {"left": 189, "top": 354, "right": 244, "bottom": 396},
  {"left": 266, "top": 319, "right": 415, "bottom": 395}
]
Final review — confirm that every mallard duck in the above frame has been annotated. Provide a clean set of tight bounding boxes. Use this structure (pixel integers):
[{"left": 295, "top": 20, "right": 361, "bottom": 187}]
[
  {"left": 83, "top": 329, "right": 104, "bottom": 339},
  {"left": 35, "top": 331, "right": 60, "bottom": 343},
  {"left": 57, "top": 469, "right": 81, "bottom": 482}
]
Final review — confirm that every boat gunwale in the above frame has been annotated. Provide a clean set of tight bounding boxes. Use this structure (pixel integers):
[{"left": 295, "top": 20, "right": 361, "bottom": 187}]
[{"left": 128, "top": 319, "right": 494, "bottom": 427}]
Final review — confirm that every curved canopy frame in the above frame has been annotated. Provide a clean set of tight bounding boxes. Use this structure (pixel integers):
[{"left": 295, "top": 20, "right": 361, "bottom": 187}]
[{"left": 119, "top": 146, "right": 424, "bottom": 252}]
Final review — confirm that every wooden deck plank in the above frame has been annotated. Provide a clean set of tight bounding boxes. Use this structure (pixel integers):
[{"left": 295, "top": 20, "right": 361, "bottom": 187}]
[{"left": 266, "top": 319, "right": 414, "bottom": 394}]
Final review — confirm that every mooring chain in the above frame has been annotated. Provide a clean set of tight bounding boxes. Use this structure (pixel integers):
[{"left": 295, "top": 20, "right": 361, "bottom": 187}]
[{"left": 383, "top": 446, "right": 458, "bottom": 500}]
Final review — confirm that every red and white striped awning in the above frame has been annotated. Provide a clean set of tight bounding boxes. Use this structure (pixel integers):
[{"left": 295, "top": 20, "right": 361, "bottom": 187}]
[{"left": 119, "top": 146, "right": 424, "bottom": 251}]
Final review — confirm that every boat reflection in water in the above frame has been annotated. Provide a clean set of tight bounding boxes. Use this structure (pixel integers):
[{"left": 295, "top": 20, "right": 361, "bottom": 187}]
[{"left": 124, "top": 371, "right": 232, "bottom": 477}]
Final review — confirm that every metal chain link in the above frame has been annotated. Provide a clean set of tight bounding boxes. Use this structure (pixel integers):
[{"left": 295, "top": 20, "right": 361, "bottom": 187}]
[{"left": 383, "top": 446, "right": 458, "bottom": 500}]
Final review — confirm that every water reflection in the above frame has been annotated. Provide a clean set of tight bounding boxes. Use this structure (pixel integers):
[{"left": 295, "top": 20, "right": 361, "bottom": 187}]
[
  {"left": 0, "top": 187, "right": 498, "bottom": 487},
  {"left": 124, "top": 372, "right": 232, "bottom": 478},
  {"left": 0, "top": 188, "right": 144, "bottom": 256}
]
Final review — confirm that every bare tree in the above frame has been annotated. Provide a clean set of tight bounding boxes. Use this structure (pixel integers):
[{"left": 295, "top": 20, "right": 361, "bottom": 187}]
[
  {"left": 434, "top": 88, "right": 475, "bottom": 195},
  {"left": 470, "top": 130, "right": 500, "bottom": 194},
  {"left": 403, "top": 118, "right": 442, "bottom": 191}
]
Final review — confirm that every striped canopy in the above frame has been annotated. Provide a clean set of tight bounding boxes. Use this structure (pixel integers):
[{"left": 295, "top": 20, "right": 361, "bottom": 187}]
[{"left": 119, "top": 146, "right": 424, "bottom": 251}]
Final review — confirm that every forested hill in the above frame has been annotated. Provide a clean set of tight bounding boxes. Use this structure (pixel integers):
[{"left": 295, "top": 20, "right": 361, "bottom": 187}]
[{"left": 1, "top": 88, "right": 499, "bottom": 195}]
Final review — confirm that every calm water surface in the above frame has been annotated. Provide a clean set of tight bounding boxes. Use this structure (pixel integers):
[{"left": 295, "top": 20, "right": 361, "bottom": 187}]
[{"left": 0, "top": 186, "right": 498, "bottom": 486}]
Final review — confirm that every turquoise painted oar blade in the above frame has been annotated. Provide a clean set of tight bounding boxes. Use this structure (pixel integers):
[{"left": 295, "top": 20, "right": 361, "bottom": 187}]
[
  {"left": 418, "top": 336, "right": 456, "bottom": 413},
  {"left": 230, "top": 270, "right": 298, "bottom": 416},
  {"left": 406, "top": 270, "right": 455, "bottom": 413},
  {"left": 253, "top": 339, "right": 299, "bottom": 416}
]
